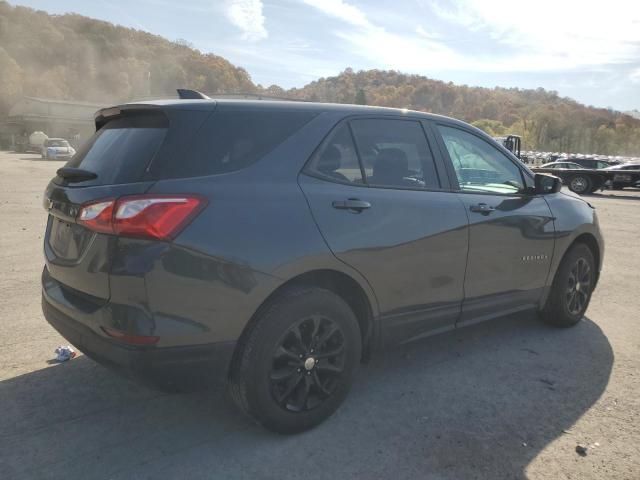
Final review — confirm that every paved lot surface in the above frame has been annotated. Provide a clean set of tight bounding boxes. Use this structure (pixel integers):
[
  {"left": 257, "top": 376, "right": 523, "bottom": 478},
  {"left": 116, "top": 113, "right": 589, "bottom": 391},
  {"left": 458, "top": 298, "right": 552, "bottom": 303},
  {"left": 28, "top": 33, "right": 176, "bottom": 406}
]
[{"left": 0, "top": 151, "right": 639, "bottom": 480}]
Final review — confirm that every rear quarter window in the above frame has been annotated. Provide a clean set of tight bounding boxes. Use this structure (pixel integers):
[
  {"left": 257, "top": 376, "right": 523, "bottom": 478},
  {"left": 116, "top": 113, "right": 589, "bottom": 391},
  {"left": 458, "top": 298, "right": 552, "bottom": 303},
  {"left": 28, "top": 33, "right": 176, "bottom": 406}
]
[{"left": 156, "top": 110, "right": 316, "bottom": 179}]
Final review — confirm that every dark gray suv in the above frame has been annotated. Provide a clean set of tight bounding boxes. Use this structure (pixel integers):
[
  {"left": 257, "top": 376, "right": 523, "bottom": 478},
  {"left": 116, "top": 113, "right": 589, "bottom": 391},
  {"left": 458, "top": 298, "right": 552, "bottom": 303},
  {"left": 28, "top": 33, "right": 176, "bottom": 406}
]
[{"left": 42, "top": 96, "right": 603, "bottom": 433}]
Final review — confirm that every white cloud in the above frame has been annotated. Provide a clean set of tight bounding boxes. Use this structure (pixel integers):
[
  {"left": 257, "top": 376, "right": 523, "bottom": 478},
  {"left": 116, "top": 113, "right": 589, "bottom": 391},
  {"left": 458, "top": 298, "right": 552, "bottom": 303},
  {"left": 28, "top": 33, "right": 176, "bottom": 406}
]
[
  {"left": 225, "top": 0, "right": 268, "bottom": 41},
  {"left": 630, "top": 68, "right": 640, "bottom": 84},
  {"left": 415, "top": 25, "right": 439, "bottom": 40},
  {"left": 301, "top": 0, "right": 640, "bottom": 76},
  {"left": 431, "top": 0, "right": 640, "bottom": 69},
  {"left": 301, "top": 0, "right": 371, "bottom": 28},
  {"left": 302, "top": 0, "right": 468, "bottom": 71}
]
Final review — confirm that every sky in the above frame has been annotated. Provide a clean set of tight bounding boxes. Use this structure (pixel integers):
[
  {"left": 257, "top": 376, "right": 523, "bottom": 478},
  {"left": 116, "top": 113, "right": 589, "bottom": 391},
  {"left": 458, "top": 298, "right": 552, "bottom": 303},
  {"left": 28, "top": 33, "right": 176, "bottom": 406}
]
[{"left": 12, "top": 0, "right": 640, "bottom": 111}]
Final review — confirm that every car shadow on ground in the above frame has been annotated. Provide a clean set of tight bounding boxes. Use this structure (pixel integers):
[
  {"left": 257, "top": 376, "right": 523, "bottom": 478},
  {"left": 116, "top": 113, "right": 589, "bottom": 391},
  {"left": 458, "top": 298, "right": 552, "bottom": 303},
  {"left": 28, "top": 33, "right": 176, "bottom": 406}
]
[
  {"left": 18, "top": 156, "right": 65, "bottom": 162},
  {"left": 590, "top": 192, "right": 640, "bottom": 201},
  {"left": 0, "top": 312, "right": 612, "bottom": 480}
]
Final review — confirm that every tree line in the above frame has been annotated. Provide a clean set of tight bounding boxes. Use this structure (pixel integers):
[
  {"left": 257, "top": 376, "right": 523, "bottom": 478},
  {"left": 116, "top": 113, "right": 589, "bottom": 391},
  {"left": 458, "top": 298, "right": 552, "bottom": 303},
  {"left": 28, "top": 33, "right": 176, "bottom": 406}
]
[{"left": 1, "top": 1, "right": 639, "bottom": 156}]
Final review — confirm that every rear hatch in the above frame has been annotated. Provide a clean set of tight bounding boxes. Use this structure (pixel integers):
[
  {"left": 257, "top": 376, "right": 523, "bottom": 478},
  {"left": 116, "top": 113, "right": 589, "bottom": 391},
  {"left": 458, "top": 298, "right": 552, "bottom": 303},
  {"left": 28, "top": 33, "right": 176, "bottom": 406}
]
[{"left": 43, "top": 105, "right": 209, "bottom": 300}]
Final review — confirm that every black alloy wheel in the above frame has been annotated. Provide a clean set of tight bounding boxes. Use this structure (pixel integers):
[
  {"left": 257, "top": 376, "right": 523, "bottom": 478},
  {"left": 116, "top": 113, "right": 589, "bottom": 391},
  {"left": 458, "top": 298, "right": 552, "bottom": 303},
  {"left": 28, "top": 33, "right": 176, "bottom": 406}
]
[
  {"left": 228, "top": 286, "right": 361, "bottom": 433},
  {"left": 270, "top": 315, "right": 346, "bottom": 412},
  {"left": 539, "top": 243, "right": 595, "bottom": 328},
  {"left": 566, "top": 257, "right": 592, "bottom": 316}
]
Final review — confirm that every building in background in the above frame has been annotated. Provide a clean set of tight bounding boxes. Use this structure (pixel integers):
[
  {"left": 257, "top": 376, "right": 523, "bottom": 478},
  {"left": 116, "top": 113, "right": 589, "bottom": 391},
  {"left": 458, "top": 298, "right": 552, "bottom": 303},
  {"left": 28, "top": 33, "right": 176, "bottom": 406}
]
[{"left": 0, "top": 97, "right": 103, "bottom": 150}]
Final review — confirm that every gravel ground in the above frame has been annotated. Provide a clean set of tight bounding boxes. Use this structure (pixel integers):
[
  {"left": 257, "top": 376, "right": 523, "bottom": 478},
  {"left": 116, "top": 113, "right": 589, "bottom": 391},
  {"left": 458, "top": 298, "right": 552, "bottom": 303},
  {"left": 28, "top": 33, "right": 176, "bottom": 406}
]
[{"left": 0, "top": 151, "right": 638, "bottom": 480}]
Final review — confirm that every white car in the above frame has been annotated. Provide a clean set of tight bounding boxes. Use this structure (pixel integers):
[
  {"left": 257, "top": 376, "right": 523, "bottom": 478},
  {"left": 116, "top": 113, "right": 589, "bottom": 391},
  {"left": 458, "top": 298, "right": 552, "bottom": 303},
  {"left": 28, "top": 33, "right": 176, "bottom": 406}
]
[{"left": 41, "top": 138, "right": 76, "bottom": 160}]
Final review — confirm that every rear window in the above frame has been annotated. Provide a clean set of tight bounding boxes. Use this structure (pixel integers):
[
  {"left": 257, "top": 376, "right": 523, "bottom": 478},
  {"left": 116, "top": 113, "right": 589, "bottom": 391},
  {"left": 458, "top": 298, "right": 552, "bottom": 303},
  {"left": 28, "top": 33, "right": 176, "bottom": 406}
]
[
  {"left": 64, "top": 113, "right": 167, "bottom": 186},
  {"left": 156, "top": 110, "right": 316, "bottom": 179}
]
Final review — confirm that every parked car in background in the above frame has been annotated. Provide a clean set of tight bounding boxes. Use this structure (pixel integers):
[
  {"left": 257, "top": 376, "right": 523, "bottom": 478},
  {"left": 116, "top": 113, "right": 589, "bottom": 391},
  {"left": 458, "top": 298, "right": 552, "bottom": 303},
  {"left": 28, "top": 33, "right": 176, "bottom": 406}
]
[
  {"left": 41, "top": 138, "right": 76, "bottom": 160},
  {"left": 603, "top": 163, "right": 640, "bottom": 189},
  {"left": 41, "top": 93, "right": 604, "bottom": 433},
  {"left": 540, "top": 162, "right": 587, "bottom": 170},
  {"left": 567, "top": 158, "right": 619, "bottom": 169}
]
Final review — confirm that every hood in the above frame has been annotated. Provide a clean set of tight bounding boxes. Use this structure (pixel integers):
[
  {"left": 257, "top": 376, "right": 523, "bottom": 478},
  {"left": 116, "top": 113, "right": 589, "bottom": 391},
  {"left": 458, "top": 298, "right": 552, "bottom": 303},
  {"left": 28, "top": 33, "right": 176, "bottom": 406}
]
[{"left": 560, "top": 187, "right": 594, "bottom": 207}]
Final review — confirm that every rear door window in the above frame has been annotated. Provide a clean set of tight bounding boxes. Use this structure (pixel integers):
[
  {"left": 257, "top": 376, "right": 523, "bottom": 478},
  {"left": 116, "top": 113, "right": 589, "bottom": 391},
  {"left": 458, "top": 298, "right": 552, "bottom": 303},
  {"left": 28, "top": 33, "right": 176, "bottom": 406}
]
[
  {"left": 158, "top": 110, "right": 316, "bottom": 179},
  {"left": 63, "top": 113, "right": 167, "bottom": 186},
  {"left": 304, "top": 124, "right": 364, "bottom": 184},
  {"left": 349, "top": 118, "right": 440, "bottom": 189}
]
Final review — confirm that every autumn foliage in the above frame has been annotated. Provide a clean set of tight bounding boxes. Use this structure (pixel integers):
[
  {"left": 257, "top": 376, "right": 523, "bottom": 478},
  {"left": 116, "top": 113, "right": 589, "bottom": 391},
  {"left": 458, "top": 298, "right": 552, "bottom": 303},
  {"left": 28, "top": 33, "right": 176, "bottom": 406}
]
[{"left": 1, "top": 2, "right": 639, "bottom": 155}]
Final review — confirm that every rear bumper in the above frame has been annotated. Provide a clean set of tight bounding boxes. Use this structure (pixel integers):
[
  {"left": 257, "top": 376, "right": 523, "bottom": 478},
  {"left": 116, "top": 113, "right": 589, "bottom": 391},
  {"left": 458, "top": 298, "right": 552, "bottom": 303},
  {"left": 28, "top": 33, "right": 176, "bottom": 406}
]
[{"left": 42, "top": 292, "right": 236, "bottom": 390}]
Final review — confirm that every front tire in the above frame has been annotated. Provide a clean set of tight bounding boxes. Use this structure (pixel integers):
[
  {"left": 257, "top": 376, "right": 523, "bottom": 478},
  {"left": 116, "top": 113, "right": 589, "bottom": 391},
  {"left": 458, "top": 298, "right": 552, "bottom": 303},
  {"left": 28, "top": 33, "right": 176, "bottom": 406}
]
[
  {"left": 228, "top": 286, "right": 361, "bottom": 434},
  {"left": 539, "top": 243, "right": 595, "bottom": 328}
]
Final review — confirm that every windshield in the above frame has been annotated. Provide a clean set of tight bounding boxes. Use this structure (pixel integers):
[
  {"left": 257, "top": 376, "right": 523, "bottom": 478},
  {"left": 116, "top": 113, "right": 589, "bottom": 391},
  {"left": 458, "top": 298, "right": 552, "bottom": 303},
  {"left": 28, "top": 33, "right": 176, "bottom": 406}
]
[{"left": 48, "top": 140, "right": 69, "bottom": 147}]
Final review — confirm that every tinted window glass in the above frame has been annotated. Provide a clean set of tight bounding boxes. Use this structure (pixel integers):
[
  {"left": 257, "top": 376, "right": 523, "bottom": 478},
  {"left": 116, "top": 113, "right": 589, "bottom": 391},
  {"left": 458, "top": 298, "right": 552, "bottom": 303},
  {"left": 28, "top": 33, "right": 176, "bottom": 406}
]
[
  {"left": 438, "top": 125, "right": 525, "bottom": 194},
  {"left": 350, "top": 119, "right": 439, "bottom": 189},
  {"left": 305, "top": 124, "right": 363, "bottom": 184},
  {"left": 65, "top": 113, "right": 167, "bottom": 186},
  {"left": 162, "top": 110, "right": 315, "bottom": 179}
]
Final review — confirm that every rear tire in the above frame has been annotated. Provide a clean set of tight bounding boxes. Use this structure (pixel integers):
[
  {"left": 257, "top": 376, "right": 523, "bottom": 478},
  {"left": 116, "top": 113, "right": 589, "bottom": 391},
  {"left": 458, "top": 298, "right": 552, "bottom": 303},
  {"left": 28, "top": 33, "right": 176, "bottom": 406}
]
[
  {"left": 568, "top": 174, "right": 592, "bottom": 195},
  {"left": 539, "top": 243, "right": 595, "bottom": 328},
  {"left": 228, "top": 286, "right": 361, "bottom": 434}
]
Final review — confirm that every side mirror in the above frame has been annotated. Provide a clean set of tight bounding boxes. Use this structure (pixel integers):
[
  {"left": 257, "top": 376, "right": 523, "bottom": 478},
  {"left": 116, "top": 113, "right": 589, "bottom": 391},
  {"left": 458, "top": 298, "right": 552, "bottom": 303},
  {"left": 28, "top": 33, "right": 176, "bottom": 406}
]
[{"left": 534, "top": 173, "right": 562, "bottom": 194}]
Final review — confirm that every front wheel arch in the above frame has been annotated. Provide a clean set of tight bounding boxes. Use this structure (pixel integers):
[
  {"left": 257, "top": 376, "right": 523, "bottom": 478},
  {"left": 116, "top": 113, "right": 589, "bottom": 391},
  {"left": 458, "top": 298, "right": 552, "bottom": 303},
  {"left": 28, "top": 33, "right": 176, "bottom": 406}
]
[
  {"left": 572, "top": 234, "right": 601, "bottom": 285},
  {"left": 541, "top": 233, "right": 601, "bottom": 309}
]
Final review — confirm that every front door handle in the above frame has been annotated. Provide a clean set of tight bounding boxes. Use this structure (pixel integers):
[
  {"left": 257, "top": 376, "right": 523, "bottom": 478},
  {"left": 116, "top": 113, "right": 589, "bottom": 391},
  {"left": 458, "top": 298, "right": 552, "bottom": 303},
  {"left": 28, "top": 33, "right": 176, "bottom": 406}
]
[
  {"left": 469, "top": 203, "right": 495, "bottom": 215},
  {"left": 332, "top": 198, "right": 371, "bottom": 212}
]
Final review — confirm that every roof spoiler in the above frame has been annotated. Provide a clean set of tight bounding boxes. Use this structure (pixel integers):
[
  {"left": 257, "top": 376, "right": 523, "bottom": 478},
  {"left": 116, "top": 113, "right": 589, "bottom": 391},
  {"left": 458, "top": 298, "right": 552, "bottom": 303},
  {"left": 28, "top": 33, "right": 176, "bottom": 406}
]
[{"left": 176, "top": 89, "right": 210, "bottom": 100}]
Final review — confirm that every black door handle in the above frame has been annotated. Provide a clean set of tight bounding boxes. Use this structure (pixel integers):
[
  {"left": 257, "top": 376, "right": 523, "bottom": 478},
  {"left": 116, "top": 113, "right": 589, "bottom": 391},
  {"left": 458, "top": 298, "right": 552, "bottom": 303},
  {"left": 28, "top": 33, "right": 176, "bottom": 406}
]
[
  {"left": 332, "top": 199, "right": 371, "bottom": 212},
  {"left": 469, "top": 203, "right": 495, "bottom": 215}
]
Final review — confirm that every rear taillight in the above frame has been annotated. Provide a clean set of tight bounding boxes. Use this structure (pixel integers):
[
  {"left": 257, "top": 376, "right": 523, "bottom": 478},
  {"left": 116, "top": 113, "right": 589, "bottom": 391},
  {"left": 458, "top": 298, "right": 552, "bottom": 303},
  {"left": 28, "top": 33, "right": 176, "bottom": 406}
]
[{"left": 78, "top": 195, "right": 206, "bottom": 240}]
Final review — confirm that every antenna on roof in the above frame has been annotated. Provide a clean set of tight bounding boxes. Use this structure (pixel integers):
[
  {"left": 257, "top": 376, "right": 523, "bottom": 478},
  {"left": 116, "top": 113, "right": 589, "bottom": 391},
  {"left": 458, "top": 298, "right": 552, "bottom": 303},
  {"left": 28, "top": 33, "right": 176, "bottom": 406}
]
[{"left": 176, "top": 89, "right": 210, "bottom": 100}]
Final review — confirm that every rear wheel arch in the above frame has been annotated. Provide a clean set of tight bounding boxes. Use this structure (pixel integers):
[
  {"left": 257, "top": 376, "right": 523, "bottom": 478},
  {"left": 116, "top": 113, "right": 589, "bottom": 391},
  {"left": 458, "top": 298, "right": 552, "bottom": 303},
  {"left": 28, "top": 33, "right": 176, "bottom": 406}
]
[{"left": 229, "top": 269, "right": 376, "bottom": 378}]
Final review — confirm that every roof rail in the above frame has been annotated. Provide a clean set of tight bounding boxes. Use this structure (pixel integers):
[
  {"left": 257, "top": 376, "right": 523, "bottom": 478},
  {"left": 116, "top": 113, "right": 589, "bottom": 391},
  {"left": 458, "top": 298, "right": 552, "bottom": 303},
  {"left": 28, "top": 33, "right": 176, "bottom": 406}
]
[
  {"left": 176, "top": 89, "right": 310, "bottom": 102},
  {"left": 207, "top": 92, "right": 310, "bottom": 102},
  {"left": 176, "top": 89, "right": 210, "bottom": 100}
]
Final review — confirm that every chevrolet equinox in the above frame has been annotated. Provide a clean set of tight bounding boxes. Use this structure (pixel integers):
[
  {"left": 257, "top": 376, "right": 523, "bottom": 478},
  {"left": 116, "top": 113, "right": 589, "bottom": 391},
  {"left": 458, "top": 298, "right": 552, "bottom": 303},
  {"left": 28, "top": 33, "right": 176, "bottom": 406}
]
[{"left": 42, "top": 93, "right": 603, "bottom": 433}]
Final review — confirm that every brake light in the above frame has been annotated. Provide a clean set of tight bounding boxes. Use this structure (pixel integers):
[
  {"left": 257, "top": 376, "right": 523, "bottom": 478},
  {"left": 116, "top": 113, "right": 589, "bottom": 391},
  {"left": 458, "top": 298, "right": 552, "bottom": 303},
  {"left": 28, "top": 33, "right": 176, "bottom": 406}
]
[{"left": 77, "top": 195, "right": 206, "bottom": 240}]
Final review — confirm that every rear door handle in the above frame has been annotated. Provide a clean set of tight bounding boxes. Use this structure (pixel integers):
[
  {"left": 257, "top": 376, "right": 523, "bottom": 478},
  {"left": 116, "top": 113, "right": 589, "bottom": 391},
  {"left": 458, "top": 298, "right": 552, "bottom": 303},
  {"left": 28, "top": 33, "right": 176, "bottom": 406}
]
[
  {"left": 332, "top": 199, "right": 371, "bottom": 212},
  {"left": 469, "top": 203, "right": 495, "bottom": 215}
]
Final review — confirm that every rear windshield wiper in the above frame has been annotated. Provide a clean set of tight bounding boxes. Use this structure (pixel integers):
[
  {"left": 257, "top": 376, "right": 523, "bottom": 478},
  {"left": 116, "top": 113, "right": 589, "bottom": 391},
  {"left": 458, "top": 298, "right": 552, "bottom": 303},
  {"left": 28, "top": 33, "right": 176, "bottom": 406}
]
[{"left": 56, "top": 167, "right": 98, "bottom": 182}]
